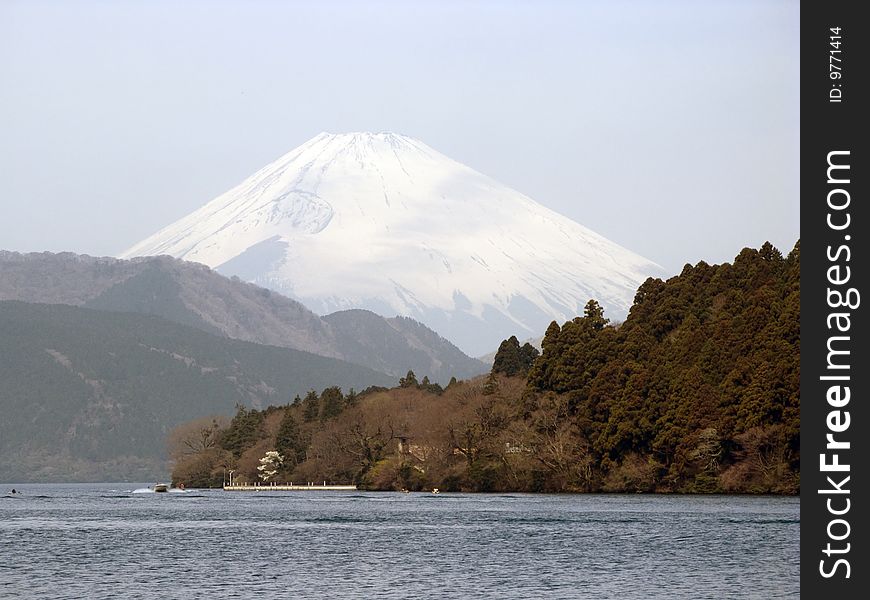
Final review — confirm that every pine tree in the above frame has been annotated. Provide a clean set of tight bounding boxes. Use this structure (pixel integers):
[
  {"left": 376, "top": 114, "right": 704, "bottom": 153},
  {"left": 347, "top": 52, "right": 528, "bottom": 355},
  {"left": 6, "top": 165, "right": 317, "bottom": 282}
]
[
  {"left": 519, "top": 342, "right": 540, "bottom": 370},
  {"left": 492, "top": 336, "right": 522, "bottom": 376},
  {"left": 319, "top": 386, "right": 345, "bottom": 421},
  {"left": 419, "top": 376, "right": 443, "bottom": 395},
  {"left": 493, "top": 336, "right": 540, "bottom": 377},
  {"left": 583, "top": 299, "right": 609, "bottom": 331},
  {"left": 399, "top": 370, "right": 418, "bottom": 388},
  {"left": 275, "top": 410, "right": 306, "bottom": 466},
  {"left": 220, "top": 404, "right": 264, "bottom": 457},
  {"left": 302, "top": 389, "right": 319, "bottom": 422}
]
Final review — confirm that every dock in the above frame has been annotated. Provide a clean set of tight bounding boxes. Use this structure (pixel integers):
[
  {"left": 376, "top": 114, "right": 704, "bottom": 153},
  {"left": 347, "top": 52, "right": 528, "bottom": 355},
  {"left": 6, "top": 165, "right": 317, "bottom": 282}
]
[{"left": 223, "top": 483, "right": 357, "bottom": 491}]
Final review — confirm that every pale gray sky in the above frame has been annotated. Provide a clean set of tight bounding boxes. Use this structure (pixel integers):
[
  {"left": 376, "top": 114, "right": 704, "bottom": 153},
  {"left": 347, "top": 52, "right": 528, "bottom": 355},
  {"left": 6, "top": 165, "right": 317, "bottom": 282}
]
[{"left": 0, "top": 0, "right": 799, "bottom": 273}]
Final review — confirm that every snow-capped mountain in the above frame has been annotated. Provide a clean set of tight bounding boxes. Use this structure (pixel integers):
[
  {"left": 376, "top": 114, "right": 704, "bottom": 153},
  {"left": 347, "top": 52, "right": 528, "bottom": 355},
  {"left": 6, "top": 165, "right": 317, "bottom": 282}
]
[{"left": 122, "top": 132, "right": 666, "bottom": 355}]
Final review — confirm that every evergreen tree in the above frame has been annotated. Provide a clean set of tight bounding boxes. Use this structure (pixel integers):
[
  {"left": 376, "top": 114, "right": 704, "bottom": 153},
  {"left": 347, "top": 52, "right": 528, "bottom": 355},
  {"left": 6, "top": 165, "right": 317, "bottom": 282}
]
[
  {"left": 419, "top": 376, "right": 444, "bottom": 395},
  {"left": 583, "top": 299, "right": 609, "bottom": 331},
  {"left": 493, "top": 336, "right": 540, "bottom": 377},
  {"left": 220, "top": 404, "right": 264, "bottom": 457},
  {"left": 492, "top": 336, "right": 522, "bottom": 376},
  {"left": 302, "top": 389, "right": 319, "bottom": 422},
  {"left": 275, "top": 410, "right": 306, "bottom": 466},
  {"left": 519, "top": 342, "right": 540, "bottom": 369},
  {"left": 319, "top": 386, "right": 345, "bottom": 421},
  {"left": 399, "top": 370, "right": 418, "bottom": 388}
]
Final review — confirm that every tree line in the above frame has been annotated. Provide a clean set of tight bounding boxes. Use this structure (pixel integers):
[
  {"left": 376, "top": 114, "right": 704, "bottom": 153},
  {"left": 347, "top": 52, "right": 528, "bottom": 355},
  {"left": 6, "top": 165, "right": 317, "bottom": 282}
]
[{"left": 169, "top": 241, "right": 799, "bottom": 494}]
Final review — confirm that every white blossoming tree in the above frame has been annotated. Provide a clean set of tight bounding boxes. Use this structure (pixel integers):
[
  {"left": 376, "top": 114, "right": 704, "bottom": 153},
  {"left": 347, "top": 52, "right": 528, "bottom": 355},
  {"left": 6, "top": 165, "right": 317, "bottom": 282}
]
[{"left": 257, "top": 450, "right": 284, "bottom": 483}]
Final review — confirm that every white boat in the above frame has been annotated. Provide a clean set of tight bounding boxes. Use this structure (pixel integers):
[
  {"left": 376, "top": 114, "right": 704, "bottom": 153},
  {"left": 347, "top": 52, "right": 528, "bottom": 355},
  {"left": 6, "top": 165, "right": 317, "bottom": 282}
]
[{"left": 152, "top": 483, "right": 169, "bottom": 493}]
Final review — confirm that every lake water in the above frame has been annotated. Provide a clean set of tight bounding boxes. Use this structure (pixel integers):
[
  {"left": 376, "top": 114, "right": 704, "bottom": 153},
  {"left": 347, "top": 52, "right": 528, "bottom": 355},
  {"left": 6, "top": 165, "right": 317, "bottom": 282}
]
[{"left": 0, "top": 484, "right": 798, "bottom": 599}]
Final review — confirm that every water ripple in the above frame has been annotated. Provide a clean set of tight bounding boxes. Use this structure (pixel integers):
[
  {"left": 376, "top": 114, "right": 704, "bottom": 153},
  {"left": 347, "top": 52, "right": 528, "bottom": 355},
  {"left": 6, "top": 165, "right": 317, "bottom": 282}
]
[{"left": 0, "top": 485, "right": 799, "bottom": 599}]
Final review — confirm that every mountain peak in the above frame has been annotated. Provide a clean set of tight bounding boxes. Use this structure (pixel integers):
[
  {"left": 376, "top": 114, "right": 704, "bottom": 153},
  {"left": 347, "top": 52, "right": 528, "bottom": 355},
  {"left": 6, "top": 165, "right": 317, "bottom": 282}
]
[
  {"left": 305, "top": 131, "right": 424, "bottom": 152},
  {"left": 316, "top": 130, "right": 415, "bottom": 140},
  {"left": 121, "top": 134, "right": 666, "bottom": 354},
  {"left": 287, "top": 131, "right": 440, "bottom": 172}
]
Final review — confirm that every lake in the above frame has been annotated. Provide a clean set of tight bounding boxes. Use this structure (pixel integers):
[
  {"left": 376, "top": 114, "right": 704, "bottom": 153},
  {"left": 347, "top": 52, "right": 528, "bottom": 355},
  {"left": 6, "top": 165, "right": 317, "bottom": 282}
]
[{"left": 0, "top": 484, "right": 798, "bottom": 599}]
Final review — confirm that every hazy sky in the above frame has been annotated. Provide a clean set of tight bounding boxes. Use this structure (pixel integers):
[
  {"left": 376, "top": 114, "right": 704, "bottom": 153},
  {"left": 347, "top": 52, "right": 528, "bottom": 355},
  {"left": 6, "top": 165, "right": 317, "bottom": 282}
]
[{"left": 0, "top": 0, "right": 799, "bottom": 273}]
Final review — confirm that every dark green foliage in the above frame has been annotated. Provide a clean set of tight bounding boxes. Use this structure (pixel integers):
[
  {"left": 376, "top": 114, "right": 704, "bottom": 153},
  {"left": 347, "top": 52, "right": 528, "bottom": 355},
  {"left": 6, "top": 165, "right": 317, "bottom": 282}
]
[
  {"left": 528, "top": 241, "right": 800, "bottom": 492},
  {"left": 275, "top": 410, "right": 306, "bottom": 466},
  {"left": 220, "top": 405, "right": 264, "bottom": 457},
  {"left": 467, "top": 461, "right": 502, "bottom": 492},
  {"left": 394, "top": 371, "right": 443, "bottom": 394},
  {"left": 492, "top": 335, "right": 540, "bottom": 376},
  {"left": 302, "top": 390, "right": 320, "bottom": 422},
  {"left": 492, "top": 336, "right": 522, "bottom": 375},
  {"left": 319, "top": 386, "right": 345, "bottom": 421},
  {"left": 583, "top": 299, "right": 609, "bottom": 331},
  {"left": 520, "top": 343, "right": 540, "bottom": 369},
  {"left": 399, "top": 370, "right": 418, "bottom": 388},
  {"left": 358, "top": 385, "right": 390, "bottom": 398},
  {"left": 419, "top": 377, "right": 444, "bottom": 395}
]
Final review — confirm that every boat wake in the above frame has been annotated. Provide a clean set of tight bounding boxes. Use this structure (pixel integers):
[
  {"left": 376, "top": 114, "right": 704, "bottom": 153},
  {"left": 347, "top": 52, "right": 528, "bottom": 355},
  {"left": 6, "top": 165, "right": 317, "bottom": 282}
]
[{"left": 132, "top": 487, "right": 189, "bottom": 495}]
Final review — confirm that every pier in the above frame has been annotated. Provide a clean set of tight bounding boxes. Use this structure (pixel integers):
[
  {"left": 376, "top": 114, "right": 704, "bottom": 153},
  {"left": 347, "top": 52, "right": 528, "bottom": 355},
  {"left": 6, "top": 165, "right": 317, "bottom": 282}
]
[{"left": 223, "top": 483, "right": 357, "bottom": 491}]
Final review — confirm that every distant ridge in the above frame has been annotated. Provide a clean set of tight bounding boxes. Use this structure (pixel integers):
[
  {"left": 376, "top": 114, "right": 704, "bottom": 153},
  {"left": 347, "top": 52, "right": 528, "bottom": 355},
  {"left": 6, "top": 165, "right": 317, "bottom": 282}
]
[{"left": 0, "top": 251, "right": 487, "bottom": 384}]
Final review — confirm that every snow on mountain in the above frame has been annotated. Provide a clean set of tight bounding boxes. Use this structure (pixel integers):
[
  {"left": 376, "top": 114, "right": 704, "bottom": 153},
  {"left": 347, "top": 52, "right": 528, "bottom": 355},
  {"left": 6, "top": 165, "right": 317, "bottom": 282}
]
[{"left": 121, "top": 132, "right": 667, "bottom": 355}]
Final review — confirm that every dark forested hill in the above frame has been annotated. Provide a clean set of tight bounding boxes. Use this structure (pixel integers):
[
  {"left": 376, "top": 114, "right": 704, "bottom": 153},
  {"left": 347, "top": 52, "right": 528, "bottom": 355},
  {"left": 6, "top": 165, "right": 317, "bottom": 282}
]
[
  {"left": 169, "top": 242, "right": 800, "bottom": 494},
  {"left": 525, "top": 240, "right": 800, "bottom": 492},
  {"left": 0, "top": 301, "right": 394, "bottom": 482}
]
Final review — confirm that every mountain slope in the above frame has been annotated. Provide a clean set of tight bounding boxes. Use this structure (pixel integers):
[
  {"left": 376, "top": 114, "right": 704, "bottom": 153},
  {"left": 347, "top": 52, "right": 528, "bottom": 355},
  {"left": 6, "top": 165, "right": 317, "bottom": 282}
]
[
  {"left": 323, "top": 310, "right": 480, "bottom": 382},
  {"left": 0, "top": 251, "right": 486, "bottom": 383},
  {"left": 121, "top": 132, "right": 667, "bottom": 355},
  {"left": 0, "top": 301, "right": 395, "bottom": 481}
]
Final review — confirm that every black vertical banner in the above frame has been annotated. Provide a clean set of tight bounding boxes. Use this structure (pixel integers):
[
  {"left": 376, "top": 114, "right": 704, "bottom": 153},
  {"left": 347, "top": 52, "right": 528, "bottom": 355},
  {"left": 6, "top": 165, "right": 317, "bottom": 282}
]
[{"left": 802, "top": 1, "right": 868, "bottom": 596}]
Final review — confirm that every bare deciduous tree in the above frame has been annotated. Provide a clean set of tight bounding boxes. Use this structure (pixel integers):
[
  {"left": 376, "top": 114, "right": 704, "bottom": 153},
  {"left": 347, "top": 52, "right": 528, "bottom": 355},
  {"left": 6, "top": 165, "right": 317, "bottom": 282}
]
[{"left": 167, "top": 415, "right": 229, "bottom": 461}]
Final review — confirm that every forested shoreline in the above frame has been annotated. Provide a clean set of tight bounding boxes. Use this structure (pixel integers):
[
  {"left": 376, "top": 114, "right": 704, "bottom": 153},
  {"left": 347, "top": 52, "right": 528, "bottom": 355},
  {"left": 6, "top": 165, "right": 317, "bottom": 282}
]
[{"left": 170, "top": 242, "right": 800, "bottom": 494}]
